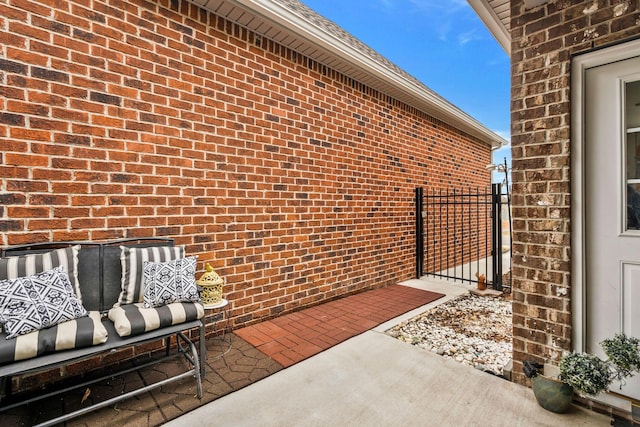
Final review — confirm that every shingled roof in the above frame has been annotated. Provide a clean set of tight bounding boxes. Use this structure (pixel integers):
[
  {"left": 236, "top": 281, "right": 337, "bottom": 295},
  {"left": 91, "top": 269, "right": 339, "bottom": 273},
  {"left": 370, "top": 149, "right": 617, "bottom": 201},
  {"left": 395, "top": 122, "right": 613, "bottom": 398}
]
[
  {"left": 273, "top": 0, "right": 448, "bottom": 99},
  {"left": 188, "top": 0, "right": 508, "bottom": 148}
]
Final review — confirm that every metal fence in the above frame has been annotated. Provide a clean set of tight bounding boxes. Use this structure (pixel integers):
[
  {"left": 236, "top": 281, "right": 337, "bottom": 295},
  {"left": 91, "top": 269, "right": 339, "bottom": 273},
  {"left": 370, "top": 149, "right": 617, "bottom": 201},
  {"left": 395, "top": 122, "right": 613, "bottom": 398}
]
[{"left": 415, "top": 184, "right": 504, "bottom": 290}]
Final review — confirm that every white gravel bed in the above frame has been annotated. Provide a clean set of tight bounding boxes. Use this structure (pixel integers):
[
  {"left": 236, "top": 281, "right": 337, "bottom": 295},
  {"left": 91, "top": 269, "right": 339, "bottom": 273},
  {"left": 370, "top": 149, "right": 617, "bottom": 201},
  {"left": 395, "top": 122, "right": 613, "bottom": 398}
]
[{"left": 386, "top": 293, "right": 512, "bottom": 376}]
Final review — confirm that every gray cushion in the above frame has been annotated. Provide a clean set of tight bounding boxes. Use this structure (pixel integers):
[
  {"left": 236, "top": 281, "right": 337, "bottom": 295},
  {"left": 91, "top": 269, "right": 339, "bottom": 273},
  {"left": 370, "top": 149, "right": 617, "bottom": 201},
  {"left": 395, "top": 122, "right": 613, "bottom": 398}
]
[
  {"left": 0, "top": 311, "right": 108, "bottom": 365},
  {"left": 108, "top": 302, "right": 204, "bottom": 337}
]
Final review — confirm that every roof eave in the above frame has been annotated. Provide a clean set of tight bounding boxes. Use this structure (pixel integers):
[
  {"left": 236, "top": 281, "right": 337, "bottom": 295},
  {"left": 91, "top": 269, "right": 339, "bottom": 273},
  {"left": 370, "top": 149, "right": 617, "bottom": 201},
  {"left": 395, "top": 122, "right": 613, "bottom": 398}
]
[
  {"left": 466, "top": 0, "right": 511, "bottom": 56},
  {"left": 192, "top": 0, "right": 509, "bottom": 149}
]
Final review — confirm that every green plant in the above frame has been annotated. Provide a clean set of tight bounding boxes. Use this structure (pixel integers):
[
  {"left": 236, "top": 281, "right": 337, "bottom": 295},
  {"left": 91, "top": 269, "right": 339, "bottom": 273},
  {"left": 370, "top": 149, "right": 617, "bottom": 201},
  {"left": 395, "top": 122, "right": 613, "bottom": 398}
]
[
  {"left": 601, "top": 333, "right": 640, "bottom": 383},
  {"left": 558, "top": 352, "right": 612, "bottom": 395},
  {"left": 557, "top": 333, "right": 640, "bottom": 396}
]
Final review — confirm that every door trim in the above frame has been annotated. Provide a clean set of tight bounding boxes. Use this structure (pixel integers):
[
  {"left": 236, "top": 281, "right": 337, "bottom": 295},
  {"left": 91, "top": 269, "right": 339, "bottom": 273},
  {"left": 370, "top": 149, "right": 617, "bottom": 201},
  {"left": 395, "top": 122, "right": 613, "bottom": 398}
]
[{"left": 571, "top": 39, "right": 640, "bottom": 352}]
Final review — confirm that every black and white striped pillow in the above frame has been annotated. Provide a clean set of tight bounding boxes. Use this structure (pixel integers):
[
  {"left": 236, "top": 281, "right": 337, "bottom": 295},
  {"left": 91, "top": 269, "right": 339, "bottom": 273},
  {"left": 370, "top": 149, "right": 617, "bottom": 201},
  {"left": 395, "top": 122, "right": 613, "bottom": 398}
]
[
  {"left": 108, "top": 301, "right": 204, "bottom": 337},
  {"left": 0, "top": 245, "right": 82, "bottom": 303},
  {"left": 115, "top": 245, "right": 185, "bottom": 307},
  {"left": 0, "top": 311, "right": 108, "bottom": 365}
]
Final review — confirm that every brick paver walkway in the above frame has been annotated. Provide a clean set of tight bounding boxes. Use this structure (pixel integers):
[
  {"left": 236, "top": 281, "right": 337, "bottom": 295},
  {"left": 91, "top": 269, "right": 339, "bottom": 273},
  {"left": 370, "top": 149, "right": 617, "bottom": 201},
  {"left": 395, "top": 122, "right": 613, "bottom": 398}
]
[{"left": 235, "top": 284, "right": 444, "bottom": 367}]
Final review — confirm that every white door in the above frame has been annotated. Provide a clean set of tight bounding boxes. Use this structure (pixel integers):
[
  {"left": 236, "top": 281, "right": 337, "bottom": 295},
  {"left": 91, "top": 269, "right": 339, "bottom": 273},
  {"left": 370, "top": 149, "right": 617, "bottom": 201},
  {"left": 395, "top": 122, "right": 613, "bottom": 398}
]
[{"left": 585, "top": 55, "right": 640, "bottom": 400}]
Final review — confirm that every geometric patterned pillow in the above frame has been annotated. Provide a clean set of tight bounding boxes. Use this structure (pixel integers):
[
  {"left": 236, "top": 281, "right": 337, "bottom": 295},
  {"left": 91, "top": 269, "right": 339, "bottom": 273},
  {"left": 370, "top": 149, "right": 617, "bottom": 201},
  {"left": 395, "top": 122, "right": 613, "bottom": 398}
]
[
  {"left": 115, "top": 245, "right": 185, "bottom": 307},
  {"left": 0, "top": 266, "right": 88, "bottom": 339},
  {"left": 0, "top": 245, "right": 82, "bottom": 304},
  {"left": 142, "top": 257, "right": 200, "bottom": 308}
]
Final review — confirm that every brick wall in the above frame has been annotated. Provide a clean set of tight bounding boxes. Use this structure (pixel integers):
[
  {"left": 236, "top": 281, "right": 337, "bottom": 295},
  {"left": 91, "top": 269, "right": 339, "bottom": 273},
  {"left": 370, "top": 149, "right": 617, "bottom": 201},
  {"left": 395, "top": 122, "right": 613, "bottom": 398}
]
[
  {"left": 0, "top": 0, "right": 491, "bottom": 329},
  {"left": 510, "top": 0, "right": 639, "bottom": 384}
]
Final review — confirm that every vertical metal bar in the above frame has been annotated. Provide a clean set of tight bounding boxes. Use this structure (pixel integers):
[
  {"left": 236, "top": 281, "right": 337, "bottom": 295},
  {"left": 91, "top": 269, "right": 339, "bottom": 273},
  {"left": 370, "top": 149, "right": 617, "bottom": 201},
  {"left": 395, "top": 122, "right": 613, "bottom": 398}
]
[
  {"left": 469, "top": 189, "right": 472, "bottom": 282},
  {"left": 415, "top": 187, "right": 424, "bottom": 279},
  {"left": 199, "top": 321, "right": 206, "bottom": 378},
  {"left": 424, "top": 190, "right": 434, "bottom": 274},
  {"left": 425, "top": 189, "right": 430, "bottom": 277},
  {"left": 452, "top": 188, "right": 457, "bottom": 281},
  {"left": 467, "top": 188, "right": 471, "bottom": 283},
  {"left": 492, "top": 183, "right": 503, "bottom": 291},
  {"left": 428, "top": 189, "right": 433, "bottom": 278},
  {"left": 460, "top": 188, "right": 464, "bottom": 282},
  {"left": 0, "top": 373, "right": 9, "bottom": 401},
  {"left": 431, "top": 189, "right": 435, "bottom": 277},
  {"left": 476, "top": 187, "right": 480, "bottom": 283},
  {"left": 439, "top": 188, "right": 443, "bottom": 275},
  {"left": 460, "top": 189, "right": 464, "bottom": 282},
  {"left": 446, "top": 188, "right": 450, "bottom": 279},
  {"left": 485, "top": 186, "right": 489, "bottom": 283}
]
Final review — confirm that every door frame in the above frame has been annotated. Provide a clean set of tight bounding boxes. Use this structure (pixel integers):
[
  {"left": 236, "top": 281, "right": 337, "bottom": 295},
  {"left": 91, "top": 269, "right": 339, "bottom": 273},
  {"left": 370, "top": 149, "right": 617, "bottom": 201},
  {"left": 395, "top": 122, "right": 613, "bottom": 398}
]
[{"left": 571, "top": 38, "right": 640, "bottom": 352}]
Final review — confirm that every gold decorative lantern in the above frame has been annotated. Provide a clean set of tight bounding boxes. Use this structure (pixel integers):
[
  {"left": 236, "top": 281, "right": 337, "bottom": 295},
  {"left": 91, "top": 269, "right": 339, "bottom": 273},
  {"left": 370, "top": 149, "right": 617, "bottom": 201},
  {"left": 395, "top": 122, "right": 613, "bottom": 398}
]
[{"left": 196, "top": 263, "right": 224, "bottom": 307}]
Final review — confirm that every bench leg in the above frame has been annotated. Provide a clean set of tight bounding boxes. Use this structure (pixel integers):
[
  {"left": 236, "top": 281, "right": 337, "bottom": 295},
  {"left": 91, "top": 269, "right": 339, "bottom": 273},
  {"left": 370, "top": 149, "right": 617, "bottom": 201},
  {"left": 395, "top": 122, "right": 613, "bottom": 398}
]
[
  {"left": 199, "top": 320, "right": 206, "bottom": 379},
  {"left": 176, "top": 332, "right": 203, "bottom": 399},
  {"left": 165, "top": 336, "right": 171, "bottom": 357},
  {"left": 0, "top": 375, "right": 9, "bottom": 404}
]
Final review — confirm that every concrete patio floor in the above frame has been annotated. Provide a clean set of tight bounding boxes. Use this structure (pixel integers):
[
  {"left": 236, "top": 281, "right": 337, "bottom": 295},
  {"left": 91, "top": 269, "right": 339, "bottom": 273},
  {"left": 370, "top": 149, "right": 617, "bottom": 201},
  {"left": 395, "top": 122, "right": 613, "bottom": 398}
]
[
  {"left": 167, "top": 278, "right": 611, "bottom": 427},
  {"left": 1, "top": 277, "right": 614, "bottom": 426},
  {"left": 168, "top": 331, "right": 610, "bottom": 427}
]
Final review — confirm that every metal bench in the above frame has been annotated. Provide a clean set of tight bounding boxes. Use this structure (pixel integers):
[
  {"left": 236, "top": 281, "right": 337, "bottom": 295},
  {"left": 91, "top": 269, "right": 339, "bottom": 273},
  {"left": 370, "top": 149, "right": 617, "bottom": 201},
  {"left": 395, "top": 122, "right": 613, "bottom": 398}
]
[{"left": 0, "top": 238, "right": 206, "bottom": 427}]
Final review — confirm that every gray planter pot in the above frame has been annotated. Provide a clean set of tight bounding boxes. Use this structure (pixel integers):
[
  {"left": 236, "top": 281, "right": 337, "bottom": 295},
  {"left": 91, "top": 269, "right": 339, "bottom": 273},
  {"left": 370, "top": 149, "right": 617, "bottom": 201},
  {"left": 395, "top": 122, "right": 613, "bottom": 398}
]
[{"left": 531, "top": 375, "right": 574, "bottom": 413}]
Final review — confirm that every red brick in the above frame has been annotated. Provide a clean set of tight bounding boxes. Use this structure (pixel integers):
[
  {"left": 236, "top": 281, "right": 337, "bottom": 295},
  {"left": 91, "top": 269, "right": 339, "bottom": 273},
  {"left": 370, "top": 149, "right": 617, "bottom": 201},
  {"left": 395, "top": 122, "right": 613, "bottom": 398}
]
[
  {"left": 1, "top": 0, "right": 491, "bottom": 341},
  {"left": 4, "top": 153, "right": 49, "bottom": 167}
]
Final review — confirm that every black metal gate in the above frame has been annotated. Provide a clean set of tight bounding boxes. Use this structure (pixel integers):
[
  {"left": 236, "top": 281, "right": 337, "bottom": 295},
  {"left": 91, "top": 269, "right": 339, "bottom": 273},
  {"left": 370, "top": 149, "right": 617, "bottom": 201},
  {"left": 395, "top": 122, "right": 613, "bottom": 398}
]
[{"left": 415, "top": 184, "right": 504, "bottom": 290}]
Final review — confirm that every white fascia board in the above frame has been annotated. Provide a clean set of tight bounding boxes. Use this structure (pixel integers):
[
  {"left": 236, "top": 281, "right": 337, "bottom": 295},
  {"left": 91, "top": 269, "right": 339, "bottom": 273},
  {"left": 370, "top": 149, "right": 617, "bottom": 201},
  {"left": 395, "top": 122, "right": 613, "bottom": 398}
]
[
  {"left": 216, "top": 0, "right": 508, "bottom": 149},
  {"left": 466, "top": 0, "right": 511, "bottom": 56}
]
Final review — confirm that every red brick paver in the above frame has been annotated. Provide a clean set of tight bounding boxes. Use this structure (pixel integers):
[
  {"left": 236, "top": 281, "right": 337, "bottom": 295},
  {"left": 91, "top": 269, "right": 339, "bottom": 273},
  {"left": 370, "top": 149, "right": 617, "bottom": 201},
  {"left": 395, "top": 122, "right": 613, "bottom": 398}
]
[{"left": 235, "top": 285, "right": 443, "bottom": 367}]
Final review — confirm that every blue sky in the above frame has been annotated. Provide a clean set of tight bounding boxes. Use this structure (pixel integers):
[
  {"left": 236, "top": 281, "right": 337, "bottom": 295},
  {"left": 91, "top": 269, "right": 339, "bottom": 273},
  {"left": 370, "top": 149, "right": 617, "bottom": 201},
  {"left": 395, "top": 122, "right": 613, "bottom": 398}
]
[{"left": 299, "top": 0, "right": 511, "bottom": 181}]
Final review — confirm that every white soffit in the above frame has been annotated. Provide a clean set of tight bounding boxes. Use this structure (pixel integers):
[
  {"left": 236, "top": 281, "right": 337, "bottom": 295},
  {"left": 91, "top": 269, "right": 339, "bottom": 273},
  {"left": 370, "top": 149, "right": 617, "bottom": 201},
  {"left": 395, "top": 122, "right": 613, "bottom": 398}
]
[
  {"left": 466, "top": 0, "right": 511, "bottom": 55},
  {"left": 187, "top": 0, "right": 508, "bottom": 149}
]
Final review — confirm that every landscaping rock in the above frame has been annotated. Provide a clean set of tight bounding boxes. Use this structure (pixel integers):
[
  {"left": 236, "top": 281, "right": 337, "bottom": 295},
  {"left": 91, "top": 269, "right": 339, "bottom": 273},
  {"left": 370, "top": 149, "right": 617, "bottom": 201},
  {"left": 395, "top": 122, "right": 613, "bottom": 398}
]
[{"left": 387, "top": 293, "right": 512, "bottom": 376}]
